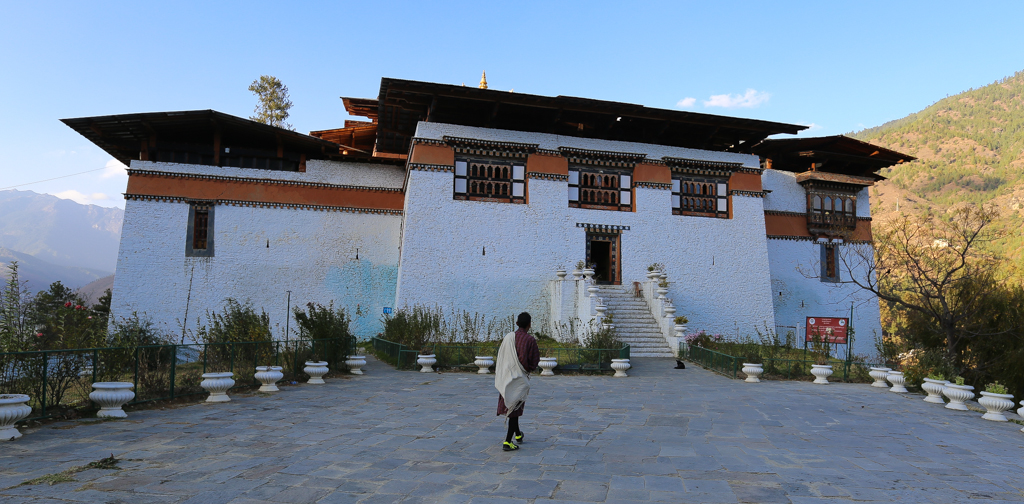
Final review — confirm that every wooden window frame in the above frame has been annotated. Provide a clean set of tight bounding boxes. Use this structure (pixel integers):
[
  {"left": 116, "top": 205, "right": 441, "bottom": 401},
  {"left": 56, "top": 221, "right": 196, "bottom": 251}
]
[
  {"left": 807, "top": 190, "right": 857, "bottom": 230},
  {"left": 820, "top": 244, "right": 839, "bottom": 283},
  {"left": 186, "top": 203, "right": 214, "bottom": 257},
  {"left": 672, "top": 176, "right": 728, "bottom": 218},
  {"left": 568, "top": 166, "right": 632, "bottom": 212},
  {"left": 453, "top": 157, "right": 525, "bottom": 204}
]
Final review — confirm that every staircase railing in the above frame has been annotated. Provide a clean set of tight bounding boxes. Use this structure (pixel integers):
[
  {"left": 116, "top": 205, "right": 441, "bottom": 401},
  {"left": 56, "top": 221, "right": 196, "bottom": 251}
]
[
  {"left": 640, "top": 270, "right": 682, "bottom": 356},
  {"left": 549, "top": 268, "right": 599, "bottom": 344}
]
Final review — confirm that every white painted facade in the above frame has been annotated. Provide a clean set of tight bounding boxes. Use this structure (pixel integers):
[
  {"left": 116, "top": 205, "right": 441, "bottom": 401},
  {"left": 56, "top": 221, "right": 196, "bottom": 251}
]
[
  {"left": 111, "top": 160, "right": 403, "bottom": 340},
  {"left": 396, "top": 123, "right": 777, "bottom": 339},
  {"left": 762, "top": 168, "right": 881, "bottom": 358},
  {"left": 110, "top": 124, "right": 883, "bottom": 351}
]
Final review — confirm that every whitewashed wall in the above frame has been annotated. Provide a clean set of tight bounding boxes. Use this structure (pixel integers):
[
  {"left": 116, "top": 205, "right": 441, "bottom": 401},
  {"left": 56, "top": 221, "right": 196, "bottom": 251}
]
[
  {"left": 111, "top": 160, "right": 403, "bottom": 342},
  {"left": 396, "top": 123, "right": 776, "bottom": 339},
  {"left": 765, "top": 239, "right": 882, "bottom": 358},
  {"left": 762, "top": 168, "right": 881, "bottom": 358}
]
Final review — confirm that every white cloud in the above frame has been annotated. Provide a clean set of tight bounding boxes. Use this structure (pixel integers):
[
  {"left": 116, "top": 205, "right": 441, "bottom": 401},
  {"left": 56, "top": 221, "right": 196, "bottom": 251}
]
[
  {"left": 676, "top": 97, "right": 697, "bottom": 108},
  {"left": 54, "top": 190, "right": 111, "bottom": 206},
  {"left": 101, "top": 158, "right": 128, "bottom": 179},
  {"left": 703, "top": 89, "right": 771, "bottom": 108}
]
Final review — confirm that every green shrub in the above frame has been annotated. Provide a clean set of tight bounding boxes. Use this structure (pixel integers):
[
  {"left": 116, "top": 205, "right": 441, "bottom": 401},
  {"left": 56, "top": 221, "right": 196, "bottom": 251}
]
[
  {"left": 293, "top": 302, "right": 353, "bottom": 364},
  {"left": 984, "top": 381, "right": 1008, "bottom": 394}
]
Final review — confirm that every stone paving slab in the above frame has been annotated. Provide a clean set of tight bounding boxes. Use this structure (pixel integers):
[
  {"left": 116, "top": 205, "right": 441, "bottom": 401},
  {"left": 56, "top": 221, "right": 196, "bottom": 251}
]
[{"left": 1, "top": 355, "right": 1023, "bottom": 503}]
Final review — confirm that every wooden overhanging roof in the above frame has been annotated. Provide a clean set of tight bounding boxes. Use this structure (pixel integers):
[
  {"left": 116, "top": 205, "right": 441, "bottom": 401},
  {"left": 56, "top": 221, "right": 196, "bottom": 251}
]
[
  {"left": 344, "top": 78, "right": 807, "bottom": 155},
  {"left": 750, "top": 135, "right": 915, "bottom": 179},
  {"left": 61, "top": 110, "right": 359, "bottom": 166}
]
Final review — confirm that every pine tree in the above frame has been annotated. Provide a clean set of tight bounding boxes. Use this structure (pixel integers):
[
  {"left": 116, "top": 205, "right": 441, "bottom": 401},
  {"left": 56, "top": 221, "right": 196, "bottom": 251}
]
[{"left": 248, "top": 75, "right": 293, "bottom": 130}]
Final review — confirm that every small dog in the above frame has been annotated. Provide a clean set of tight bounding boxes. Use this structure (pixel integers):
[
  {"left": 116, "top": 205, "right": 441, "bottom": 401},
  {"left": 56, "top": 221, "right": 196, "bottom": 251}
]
[
  {"left": 675, "top": 360, "right": 686, "bottom": 369},
  {"left": 632, "top": 281, "right": 643, "bottom": 298}
]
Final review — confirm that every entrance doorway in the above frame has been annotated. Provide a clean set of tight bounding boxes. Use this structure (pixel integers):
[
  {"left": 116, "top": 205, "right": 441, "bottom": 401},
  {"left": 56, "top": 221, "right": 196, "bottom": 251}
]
[{"left": 586, "top": 233, "right": 620, "bottom": 285}]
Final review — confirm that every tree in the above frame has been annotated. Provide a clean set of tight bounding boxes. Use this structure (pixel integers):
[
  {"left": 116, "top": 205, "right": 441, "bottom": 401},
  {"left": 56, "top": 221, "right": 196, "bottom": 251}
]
[
  {"left": 248, "top": 75, "right": 293, "bottom": 129},
  {"left": 840, "top": 204, "right": 1008, "bottom": 367}
]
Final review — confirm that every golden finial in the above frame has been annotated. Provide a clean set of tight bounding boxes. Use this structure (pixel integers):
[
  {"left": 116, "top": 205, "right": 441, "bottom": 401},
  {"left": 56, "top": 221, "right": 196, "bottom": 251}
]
[{"left": 479, "top": 71, "right": 488, "bottom": 89}]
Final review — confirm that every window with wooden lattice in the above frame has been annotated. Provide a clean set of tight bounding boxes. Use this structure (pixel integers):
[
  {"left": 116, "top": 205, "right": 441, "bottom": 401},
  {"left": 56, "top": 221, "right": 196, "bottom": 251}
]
[
  {"left": 568, "top": 168, "right": 632, "bottom": 211},
  {"left": 186, "top": 203, "right": 214, "bottom": 257},
  {"left": 453, "top": 159, "right": 525, "bottom": 203},
  {"left": 808, "top": 192, "right": 857, "bottom": 230},
  {"left": 672, "top": 176, "right": 728, "bottom": 218}
]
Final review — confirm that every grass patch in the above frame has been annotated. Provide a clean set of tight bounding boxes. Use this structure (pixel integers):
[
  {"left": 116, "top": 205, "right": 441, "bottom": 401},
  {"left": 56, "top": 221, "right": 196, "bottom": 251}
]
[{"left": 19, "top": 454, "right": 120, "bottom": 486}]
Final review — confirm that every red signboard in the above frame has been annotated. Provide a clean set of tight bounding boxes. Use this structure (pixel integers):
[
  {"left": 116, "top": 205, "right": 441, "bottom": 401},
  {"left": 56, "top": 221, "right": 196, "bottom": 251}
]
[{"left": 805, "top": 317, "right": 849, "bottom": 344}]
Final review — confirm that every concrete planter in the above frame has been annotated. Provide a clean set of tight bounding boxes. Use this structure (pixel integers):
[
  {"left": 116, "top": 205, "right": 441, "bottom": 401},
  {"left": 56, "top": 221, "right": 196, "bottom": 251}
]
[
  {"left": 201, "top": 372, "right": 235, "bottom": 402},
  {"left": 942, "top": 383, "right": 975, "bottom": 411},
  {"left": 555, "top": 270, "right": 567, "bottom": 280},
  {"left": 810, "top": 364, "right": 833, "bottom": 384},
  {"left": 978, "top": 392, "right": 1015, "bottom": 421},
  {"left": 304, "top": 361, "right": 329, "bottom": 383},
  {"left": 1018, "top": 401, "right": 1024, "bottom": 433},
  {"left": 345, "top": 355, "right": 367, "bottom": 375},
  {"left": 416, "top": 355, "right": 436, "bottom": 373},
  {"left": 656, "top": 287, "right": 668, "bottom": 299},
  {"left": 742, "top": 363, "right": 764, "bottom": 383},
  {"left": 474, "top": 356, "right": 494, "bottom": 374},
  {"left": 868, "top": 367, "right": 891, "bottom": 388},
  {"left": 582, "top": 268, "right": 595, "bottom": 280},
  {"left": 538, "top": 357, "right": 557, "bottom": 376},
  {"left": 886, "top": 371, "right": 908, "bottom": 393},
  {"left": 921, "top": 378, "right": 948, "bottom": 404},
  {"left": 571, "top": 269, "right": 583, "bottom": 281},
  {"left": 255, "top": 366, "right": 284, "bottom": 392},
  {"left": 0, "top": 394, "right": 32, "bottom": 440},
  {"left": 611, "top": 359, "right": 631, "bottom": 377},
  {"left": 90, "top": 382, "right": 135, "bottom": 417}
]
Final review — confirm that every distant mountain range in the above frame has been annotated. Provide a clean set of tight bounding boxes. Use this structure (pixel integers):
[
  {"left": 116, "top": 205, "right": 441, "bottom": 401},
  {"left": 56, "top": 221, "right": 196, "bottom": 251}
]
[
  {"left": 0, "top": 189, "right": 123, "bottom": 291},
  {"left": 854, "top": 70, "right": 1024, "bottom": 269}
]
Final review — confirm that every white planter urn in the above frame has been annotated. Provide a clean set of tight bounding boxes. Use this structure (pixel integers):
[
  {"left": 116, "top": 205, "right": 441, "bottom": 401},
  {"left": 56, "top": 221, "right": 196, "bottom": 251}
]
[
  {"left": 595, "top": 304, "right": 607, "bottom": 319},
  {"left": 304, "top": 361, "right": 329, "bottom": 383},
  {"left": 416, "top": 354, "right": 436, "bottom": 373},
  {"left": 978, "top": 392, "right": 1015, "bottom": 421},
  {"left": 810, "top": 364, "right": 833, "bottom": 384},
  {"left": 868, "top": 367, "right": 891, "bottom": 388},
  {"left": 647, "top": 270, "right": 659, "bottom": 280},
  {"left": 571, "top": 269, "right": 583, "bottom": 280},
  {"left": 942, "top": 383, "right": 975, "bottom": 411},
  {"left": 345, "top": 355, "right": 367, "bottom": 375},
  {"left": 0, "top": 394, "right": 32, "bottom": 440},
  {"left": 886, "top": 371, "right": 908, "bottom": 393},
  {"left": 582, "top": 268, "right": 595, "bottom": 280},
  {"left": 255, "top": 366, "right": 284, "bottom": 392},
  {"left": 742, "top": 363, "right": 764, "bottom": 383},
  {"left": 674, "top": 324, "right": 686, "bottom": 338},
  {"left": 656, "top": 287, "right": 668, "bottom": 299},
  {"left": 587, "top": 285, "right": 600, "bottom": 298},
  {"left": 538, "top": 357, "right": 557, "bottom": 376},
  {"left": 611, "top": 359, "right": 631, "bottom": 377},
  {"left": 90, "top": 382, "right": 135, "bottom": 417},
  {"left": 664, "top": 304, "right": 676, "bottom": 318},
  {"left": 201, "top": 372, "right": 235, "bottom": 402},
  {"left": 555, "top": 270, "right": 567, "bottom": 280},
  {"left": 474, "top": 356, "right": 494, "bottom": 374},
  {"left": 921, "top": 378, "right": 949, "bottom": 404},
  {"left": 1018, "top": 401, "right": 1024, "bottom": 433}
]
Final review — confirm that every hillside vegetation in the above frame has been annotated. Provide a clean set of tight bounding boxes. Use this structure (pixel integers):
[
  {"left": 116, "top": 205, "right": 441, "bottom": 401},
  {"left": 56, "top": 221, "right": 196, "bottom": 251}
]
[{"left": 854, "top": 70, "right": 1024, "bottom": 269}]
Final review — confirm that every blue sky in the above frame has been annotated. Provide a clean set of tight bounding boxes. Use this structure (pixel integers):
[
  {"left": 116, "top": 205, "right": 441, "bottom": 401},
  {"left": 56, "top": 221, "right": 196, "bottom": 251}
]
[{"left": 2, "top": 1, "right": 1022, "bottom": 208}]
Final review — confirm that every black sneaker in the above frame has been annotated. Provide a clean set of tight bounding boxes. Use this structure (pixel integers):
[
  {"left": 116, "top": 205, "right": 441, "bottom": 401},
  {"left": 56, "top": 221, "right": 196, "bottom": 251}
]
[
  {"left": 502, "top": 441, "right": 519, "bottom": 451},
  {"left": 514, "top": 433, "right": 524, "bottom": 443}
]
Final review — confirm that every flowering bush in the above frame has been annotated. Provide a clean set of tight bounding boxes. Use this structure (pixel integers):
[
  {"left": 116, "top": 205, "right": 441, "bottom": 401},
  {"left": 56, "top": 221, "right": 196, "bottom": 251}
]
[{"left": 684, "top": 330, "right": 723, "bottom": 349}]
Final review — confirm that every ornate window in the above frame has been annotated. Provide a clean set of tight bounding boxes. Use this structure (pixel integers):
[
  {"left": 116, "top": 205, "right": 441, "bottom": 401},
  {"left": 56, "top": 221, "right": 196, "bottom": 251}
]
[
  {"left": 568, "top": 168, "right": 632, "bottom": 211},
  {"left": 186, "top": 203, "right": 214, "bottom": 257},
  {"left": 807, "top": 191, "right": 857, "bottom": 230},
  {"left": 453, "top": 159, "right": 526, "bottom": 203},
  {"left": 672, "top": 176, "right": 728, "bottom": 218},
  {"left": 820, "top": 244, "right": 839, "bottom": 282}
]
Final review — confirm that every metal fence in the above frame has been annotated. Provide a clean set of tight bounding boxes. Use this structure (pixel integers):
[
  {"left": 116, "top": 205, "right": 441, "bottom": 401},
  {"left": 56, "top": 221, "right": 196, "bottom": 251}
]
[
  {"left": 0, "top": 336, "right": 355, "bottom": 422},
  {"left": 370, "top": 337, "right": 630, "bottom": 372},
  {"left": 682, "top": 343, "right": 878, "bottom": 382}
]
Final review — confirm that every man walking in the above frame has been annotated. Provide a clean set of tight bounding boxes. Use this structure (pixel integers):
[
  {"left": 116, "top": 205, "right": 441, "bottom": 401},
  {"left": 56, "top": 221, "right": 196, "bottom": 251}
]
[{"left": 494, "top": 312, "right": 540, "bottom": 451}]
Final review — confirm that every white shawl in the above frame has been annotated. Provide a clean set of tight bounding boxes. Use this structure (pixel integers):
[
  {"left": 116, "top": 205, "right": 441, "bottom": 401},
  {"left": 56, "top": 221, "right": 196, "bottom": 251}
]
[{"left": 494, "top": 330, "right": 530, "bottom": 419}]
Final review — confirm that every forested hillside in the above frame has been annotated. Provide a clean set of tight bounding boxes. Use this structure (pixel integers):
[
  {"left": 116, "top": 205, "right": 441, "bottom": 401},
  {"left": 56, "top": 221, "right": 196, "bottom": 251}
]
[{"left": 854, "top": 70, "right": 1024, "bottom": 269}]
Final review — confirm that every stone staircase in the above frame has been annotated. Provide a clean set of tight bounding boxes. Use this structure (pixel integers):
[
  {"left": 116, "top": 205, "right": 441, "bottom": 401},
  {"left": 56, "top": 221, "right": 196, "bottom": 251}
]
[{"left": 599, "top": 285, "right": 675, "bottom": 357}]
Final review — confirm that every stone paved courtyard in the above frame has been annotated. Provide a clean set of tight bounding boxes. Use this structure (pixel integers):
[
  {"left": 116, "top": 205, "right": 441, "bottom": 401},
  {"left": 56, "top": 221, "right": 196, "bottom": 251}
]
[{"left": 2, "top": 356, "right": 1023, "bottom": 504}]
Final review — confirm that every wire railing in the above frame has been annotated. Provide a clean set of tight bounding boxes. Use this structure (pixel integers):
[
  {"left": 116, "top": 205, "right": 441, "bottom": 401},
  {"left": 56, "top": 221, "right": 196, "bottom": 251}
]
[{"left": 0, "top": 336, "right": 356, "bottom": 422}]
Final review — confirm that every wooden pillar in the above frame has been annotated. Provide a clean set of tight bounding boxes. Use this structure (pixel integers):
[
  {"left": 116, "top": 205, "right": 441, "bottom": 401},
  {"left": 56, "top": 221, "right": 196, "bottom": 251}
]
[{"left": 213, "top": 128, "right": 221, "bottom": 166}]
